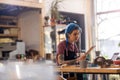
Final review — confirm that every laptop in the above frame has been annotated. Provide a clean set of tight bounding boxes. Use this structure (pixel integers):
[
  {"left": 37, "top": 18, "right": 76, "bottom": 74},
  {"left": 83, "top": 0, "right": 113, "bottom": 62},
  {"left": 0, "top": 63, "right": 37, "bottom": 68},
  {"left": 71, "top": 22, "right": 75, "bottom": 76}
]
[{"left": 111, "top": 53, "right": 119, "bottom": 60}]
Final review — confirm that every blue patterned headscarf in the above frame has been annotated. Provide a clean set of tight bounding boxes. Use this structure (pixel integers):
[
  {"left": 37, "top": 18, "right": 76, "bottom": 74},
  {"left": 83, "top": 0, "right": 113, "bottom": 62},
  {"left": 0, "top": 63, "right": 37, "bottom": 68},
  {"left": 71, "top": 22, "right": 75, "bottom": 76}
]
[{"left": 65, "top": 23, "right": 82, "bottom": 47}]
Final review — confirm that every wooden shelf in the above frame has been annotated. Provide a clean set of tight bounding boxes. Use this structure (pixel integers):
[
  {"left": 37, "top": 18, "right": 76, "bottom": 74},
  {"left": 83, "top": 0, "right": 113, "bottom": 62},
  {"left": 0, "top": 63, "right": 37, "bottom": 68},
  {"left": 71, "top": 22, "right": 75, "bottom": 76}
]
[
  {"left": 0, "top": 0, "right": 45, "bottom": 58},
  {"left": 0, "top": 0, "right": 43, "bottom": 9},
  {"left": 0, "top": 16, "right": 17, "bottom": 20},
  {"left": 0, "top": 24, "right": 17, "bottom": 28},
  {"left": 0, "top": 34, "right": 18, "bottom": 37},
  {"left": 0, "top": 15, "right": 19, "bottom": 41}
]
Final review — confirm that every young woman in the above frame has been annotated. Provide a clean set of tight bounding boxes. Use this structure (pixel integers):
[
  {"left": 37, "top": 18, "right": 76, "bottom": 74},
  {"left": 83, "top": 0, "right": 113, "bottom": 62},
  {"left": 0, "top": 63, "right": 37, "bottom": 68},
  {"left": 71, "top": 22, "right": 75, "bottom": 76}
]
[{"left": 56, "top": 23, "right": 86, "bottom": 80}]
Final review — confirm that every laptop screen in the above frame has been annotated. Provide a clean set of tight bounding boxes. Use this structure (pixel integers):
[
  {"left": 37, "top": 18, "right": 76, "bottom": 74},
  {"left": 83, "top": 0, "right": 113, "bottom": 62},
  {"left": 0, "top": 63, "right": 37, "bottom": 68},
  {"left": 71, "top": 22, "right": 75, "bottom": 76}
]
[{"left": 111, "top": 53, "right": 119, "bottom": 60}]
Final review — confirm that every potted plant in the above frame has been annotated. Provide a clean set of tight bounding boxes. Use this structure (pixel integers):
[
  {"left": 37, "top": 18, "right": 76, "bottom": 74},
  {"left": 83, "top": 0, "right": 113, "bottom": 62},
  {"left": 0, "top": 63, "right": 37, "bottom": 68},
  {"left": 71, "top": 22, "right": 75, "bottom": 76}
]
[{"left": 50, "top": 0, "right": 64, "bottom": 27}]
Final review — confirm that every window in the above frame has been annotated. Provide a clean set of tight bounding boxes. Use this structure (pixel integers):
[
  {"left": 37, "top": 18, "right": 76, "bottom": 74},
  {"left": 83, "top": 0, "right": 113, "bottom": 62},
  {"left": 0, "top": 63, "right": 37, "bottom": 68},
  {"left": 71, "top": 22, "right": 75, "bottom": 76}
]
[{"left": 96, "top": 0, "right": 120, "bottom": 58}]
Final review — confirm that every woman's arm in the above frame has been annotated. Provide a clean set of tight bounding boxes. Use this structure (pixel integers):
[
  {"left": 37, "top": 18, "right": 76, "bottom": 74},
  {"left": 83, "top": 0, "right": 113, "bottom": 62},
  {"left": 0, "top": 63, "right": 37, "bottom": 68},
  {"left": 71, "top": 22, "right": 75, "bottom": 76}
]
[
  {"left": 57, "top": 54, "right": 77, "bottom": 65},
  {"left": 77, "top": 46, "right": 95, "bottom": 61},
  {"left": 57, "top": 53, "right": 88, "bottom": 65}
]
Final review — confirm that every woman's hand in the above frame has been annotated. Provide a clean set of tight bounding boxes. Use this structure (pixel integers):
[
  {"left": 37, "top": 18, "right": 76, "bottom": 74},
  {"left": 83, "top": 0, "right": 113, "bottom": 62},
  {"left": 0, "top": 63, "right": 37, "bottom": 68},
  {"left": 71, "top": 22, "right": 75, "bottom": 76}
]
[
  {"left": 76, "top": 46, "right": 95, "bottom": 62},
  {"left": 76, "top": 53, "right": 86, "bottom": 61}
]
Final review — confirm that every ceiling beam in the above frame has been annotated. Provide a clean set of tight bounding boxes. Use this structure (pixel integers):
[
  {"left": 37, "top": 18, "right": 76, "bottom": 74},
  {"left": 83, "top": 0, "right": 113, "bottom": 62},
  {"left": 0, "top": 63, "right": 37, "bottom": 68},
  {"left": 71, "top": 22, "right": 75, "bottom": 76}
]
[{"left": 0, "top": 0, "right": 43, "bottom": 9}]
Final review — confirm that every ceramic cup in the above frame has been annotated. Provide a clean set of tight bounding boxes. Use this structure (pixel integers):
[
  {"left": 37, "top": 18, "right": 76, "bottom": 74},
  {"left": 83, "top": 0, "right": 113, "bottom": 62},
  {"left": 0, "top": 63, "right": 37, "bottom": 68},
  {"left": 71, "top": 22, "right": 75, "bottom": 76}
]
[{"left": 80, "top": 60, "right": 88, "bottom": 68}]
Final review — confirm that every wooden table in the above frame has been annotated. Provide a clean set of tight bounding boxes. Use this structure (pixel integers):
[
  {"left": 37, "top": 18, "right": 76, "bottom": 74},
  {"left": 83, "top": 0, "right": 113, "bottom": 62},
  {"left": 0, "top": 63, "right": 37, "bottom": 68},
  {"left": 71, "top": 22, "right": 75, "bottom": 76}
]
[
  {"left": 56, "top": 65, "right": 120, "bottom": 80},
  {"left": 56, "top": 65, "right": 120, "bottom": 74}
]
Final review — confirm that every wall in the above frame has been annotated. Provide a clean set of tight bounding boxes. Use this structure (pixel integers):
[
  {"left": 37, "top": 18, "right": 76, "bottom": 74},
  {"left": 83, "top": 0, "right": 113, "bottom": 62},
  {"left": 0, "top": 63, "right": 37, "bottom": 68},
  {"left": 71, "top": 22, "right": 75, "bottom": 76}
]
[
  {"left": 44, "top": 0, "right": 85, "bottom": 15},
  {"left": 18, "top": 10, "right": 41, "bottom": 52}
]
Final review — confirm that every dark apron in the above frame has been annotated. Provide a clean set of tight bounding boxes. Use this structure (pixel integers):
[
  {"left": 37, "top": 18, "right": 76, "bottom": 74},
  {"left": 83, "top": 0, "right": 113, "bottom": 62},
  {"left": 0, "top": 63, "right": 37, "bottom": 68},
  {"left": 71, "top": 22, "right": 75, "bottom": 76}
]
[
  {"left": 64, "top": 50, "right": 77, "bottom": 61},
  {"left": 63, "top": 50, "right": 83, "bottom": 80}
]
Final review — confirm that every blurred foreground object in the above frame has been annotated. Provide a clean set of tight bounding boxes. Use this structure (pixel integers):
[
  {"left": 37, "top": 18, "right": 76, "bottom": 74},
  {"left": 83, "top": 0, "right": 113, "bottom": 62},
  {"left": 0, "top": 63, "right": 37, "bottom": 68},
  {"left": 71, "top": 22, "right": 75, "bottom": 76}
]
[{"left": 0, "top": 61, "right": 56, "bottom": 80}]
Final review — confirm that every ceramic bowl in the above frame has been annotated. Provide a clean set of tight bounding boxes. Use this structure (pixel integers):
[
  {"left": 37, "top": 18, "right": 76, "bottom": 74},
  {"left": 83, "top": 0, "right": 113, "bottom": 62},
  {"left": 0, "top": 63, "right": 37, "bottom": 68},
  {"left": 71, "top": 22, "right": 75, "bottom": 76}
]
[{"left": 113, "top": 60, "right": 120, "bottom": 65}]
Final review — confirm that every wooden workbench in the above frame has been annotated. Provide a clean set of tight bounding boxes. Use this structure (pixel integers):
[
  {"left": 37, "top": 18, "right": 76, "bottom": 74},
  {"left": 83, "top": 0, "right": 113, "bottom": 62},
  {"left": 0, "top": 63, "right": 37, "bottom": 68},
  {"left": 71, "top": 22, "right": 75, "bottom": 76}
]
[{"left": 56, "top": 65, "right": 120, "bottom": 74}]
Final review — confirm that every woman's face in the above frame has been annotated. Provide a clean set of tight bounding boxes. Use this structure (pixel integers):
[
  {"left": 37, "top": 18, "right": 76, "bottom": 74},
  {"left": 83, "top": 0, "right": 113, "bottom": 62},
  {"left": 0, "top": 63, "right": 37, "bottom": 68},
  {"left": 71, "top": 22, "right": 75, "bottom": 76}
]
[{"left": 68, "top": 29, "right": 80, "bottom": 43}]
